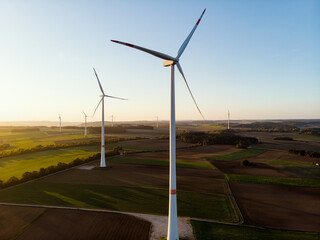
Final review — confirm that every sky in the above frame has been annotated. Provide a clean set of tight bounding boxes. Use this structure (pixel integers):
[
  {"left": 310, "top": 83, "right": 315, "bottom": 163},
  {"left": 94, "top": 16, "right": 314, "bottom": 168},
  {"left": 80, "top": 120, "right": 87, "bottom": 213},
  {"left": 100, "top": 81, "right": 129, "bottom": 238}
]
[{"left": 0, "top": 0, "right": 319, "bottom": 122}]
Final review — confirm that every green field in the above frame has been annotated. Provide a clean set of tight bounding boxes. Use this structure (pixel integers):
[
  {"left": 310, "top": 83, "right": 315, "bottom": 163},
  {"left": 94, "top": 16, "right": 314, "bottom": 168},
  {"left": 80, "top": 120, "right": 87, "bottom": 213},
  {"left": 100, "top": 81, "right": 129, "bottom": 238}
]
[
  {"left": 206, "top": 149, "right": 266, "bottom": 161},
  {"left": 108, "top": 156, "right": 215, "bottom": 169},
  {"left": 0, "top": 128, "right": 96, "bottom": 149},
  {"left": 0, "top": 181, "right": 236, "bottom": 221},
  {"left": 226, "top": 174, "right": 320, "bottom": 187},
  {"left": 191, "top": 221, "right": 319, "bottom": 240},
  {"left": 0, "top": 146, "right": 99, "bottom": 181}
]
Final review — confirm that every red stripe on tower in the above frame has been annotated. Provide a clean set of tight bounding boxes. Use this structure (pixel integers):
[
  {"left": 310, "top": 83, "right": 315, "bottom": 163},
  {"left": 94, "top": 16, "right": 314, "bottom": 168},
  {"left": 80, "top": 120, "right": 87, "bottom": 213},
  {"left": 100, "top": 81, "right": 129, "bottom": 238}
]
[
  {"left": 102, "top": 145, "right": 105, "bottom": 147},
  {"left": 171, "top": 189, "right": 176, "bottom": 195}
]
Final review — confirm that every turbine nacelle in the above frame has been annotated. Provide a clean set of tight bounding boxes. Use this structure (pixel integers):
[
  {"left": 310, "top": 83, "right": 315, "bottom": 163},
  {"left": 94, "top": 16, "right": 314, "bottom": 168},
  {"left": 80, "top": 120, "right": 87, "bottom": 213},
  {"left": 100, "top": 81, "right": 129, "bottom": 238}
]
[{"left": 163, "top": 60, "right": 176, "bottom": 67}]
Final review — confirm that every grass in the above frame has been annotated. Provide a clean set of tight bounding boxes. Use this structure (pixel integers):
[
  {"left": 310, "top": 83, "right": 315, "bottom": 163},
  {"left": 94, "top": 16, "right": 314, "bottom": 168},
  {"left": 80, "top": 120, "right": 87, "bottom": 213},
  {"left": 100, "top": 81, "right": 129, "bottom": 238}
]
[
  {"left": 225, "top": 174, "right": 320, "bottom": 187},
  {"left": 206, "top": 149, "right": 266, "bottom": 161},
  {"left": 0, "top": 146, "right": 99, "bottom": 181},
  {"left": 0, "top": 182, "right": 236, "bottom": 221},
  {"left": 108, "top": 156, "right": 215, "bottom": 169},
  {"left": 191, "top": 221, "right": 319, "bottom": 240}
]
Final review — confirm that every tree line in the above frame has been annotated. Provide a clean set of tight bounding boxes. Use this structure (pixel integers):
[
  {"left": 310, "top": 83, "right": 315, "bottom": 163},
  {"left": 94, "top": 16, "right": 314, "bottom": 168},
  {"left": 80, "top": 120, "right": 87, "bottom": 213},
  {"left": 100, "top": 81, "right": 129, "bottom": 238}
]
[
  {"left": 288, "top": 149, "right": 320, "bottom": 158},
  {"left": 178, "top": 131, "right": 258, "bottom": 148}
]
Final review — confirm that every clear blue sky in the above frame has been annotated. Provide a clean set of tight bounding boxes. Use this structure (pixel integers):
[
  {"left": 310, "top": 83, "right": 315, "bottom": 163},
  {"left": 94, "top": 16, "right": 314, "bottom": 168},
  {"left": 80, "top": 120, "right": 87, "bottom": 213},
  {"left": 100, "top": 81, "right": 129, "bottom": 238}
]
[{"left": 0, "top": 0, "right": 319, "bottom": 122}]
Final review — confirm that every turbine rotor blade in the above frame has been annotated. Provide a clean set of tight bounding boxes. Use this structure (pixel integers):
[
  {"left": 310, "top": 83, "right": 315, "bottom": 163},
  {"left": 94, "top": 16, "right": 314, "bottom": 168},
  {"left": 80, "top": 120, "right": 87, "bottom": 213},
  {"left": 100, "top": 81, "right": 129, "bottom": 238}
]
[
  {"left": 176, "top": 63, "right": 205, "bottom": 120},
  {"left": 111, "top": 40, "right": 176, "bottom": 61},
  {"left": 92, "top": 98, "right": 103, "bottom": 118},
  {"left": 93, "top": 68, "right": 105, "bottom": 95},
  {"left": 176, "top": 8, "right": 206, "bottom": 59},
  {"left": 104, "top": 95, "right": 128, "bottom": 101},
  {"left": 82, "top": 110, "right": 87, "bottom": 117}
]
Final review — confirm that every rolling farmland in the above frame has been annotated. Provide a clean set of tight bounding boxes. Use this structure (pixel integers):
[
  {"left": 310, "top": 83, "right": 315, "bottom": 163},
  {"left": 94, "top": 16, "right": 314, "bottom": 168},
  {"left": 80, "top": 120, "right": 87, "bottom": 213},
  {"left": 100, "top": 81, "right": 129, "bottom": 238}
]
[{"left": 0, "top": 124, "right": 319, "bottom": 239}]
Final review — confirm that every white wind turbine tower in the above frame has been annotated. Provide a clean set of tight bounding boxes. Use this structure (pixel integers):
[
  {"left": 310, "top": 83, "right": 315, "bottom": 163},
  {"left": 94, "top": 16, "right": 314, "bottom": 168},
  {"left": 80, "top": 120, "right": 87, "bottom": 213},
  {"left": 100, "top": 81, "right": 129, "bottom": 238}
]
[
  {"left": 112, "top": 9, "right": 206, "bottom": 240},
  {"left": 111, "top": 115, "right": 114, "bottom": 127},
  {"left": 83, "top": 110, "right": 88, "bottom": 137},
  {"left": 92, "top": 68, "right": 127, "bottom": 167},
  {"left": 59, "top": 114, "right": 62, "bottom": 133},
  {"left": 155, "top": 116, "right": 159, "bottom": 129},
  {"left": 228, "top": 109, "right": 230, "bottom": 130}
]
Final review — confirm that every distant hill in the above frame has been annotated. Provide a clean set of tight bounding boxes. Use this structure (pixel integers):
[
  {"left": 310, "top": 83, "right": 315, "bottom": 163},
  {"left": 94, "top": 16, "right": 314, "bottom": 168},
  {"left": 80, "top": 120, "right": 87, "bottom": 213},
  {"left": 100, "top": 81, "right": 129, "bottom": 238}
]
[{"left": 0, "top": 121, "right": 82, "bottom": 127}]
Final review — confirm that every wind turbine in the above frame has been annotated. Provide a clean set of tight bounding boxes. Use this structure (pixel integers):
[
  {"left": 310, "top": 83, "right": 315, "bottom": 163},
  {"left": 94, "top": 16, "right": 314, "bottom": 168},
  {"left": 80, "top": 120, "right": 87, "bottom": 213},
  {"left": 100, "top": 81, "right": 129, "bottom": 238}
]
[
  {"left": 83, "top": 110, "right": 88, "bottom": 137},
  {"left": 111, "top": 115, "right": 114, "bottom": 127},
  {"left": 155, "top": 116, "right": 159, "bottom": 129},
  {"left": 59, "top": 114, "right": 62, "bottom": 133},
  {"left": 112, "top": 9, "right": 206, "bottom": 240},
  {"left": 227, "top": 109, "right": 230, "bottom": 130},
  {"left": 92, "top": 68, "right": 127, "bottom": 167}
]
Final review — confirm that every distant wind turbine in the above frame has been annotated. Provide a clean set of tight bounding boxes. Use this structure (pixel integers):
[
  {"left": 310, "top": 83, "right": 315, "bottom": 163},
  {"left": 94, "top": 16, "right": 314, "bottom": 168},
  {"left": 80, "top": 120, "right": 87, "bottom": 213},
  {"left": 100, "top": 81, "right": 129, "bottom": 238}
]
[
  {"left": 92, "top": 68, "right": 127, "bottom": 167},
  {"left": 112, "top": 9, "right": 206, "bottom": 240},
  {"left": 111, "top": 115, "right": 114, "bottom": 127},
  {"left": 155, "top": 116, "right": 159, "bottom": 129},
  {"left": 83, "top": 110, "right": 88, "bottom": 137},
  {"left": 227, "top": 109, "right": 230, "bottom": 130},
  {"left": 59, "top": 114, "right": 62, "bottom": 133}
]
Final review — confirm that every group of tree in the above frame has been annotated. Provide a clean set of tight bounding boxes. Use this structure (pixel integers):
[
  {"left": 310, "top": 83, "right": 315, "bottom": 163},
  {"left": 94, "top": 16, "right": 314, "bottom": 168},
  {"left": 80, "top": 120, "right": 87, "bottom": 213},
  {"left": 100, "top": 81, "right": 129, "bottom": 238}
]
[
  {"left": 273, "top": 137, "right": 294, "bottom": 141},
  {"left": 0, "top": 147, "right": 121, "bottom": 189},
  {"left": 234, "top": 121, "right": 300, "bottom": 132},
  {"left": 288, "top": 149, "right": 320, "bottom": 158},
  {"left": 178, "top": 130, "right": 258, "bottom": 148},
  {"left": 299, "top": 128, "right": 320, "bottom": 136},
  {"left": 0, "top": 144, "right": 11, "bottom": 151}
]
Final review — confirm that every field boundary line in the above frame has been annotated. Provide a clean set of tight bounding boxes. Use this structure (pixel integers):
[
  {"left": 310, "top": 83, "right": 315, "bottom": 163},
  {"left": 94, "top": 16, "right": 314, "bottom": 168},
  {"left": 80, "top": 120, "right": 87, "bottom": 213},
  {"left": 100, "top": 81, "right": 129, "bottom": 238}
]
[{"left": 209, "top": 162, "right": 244, "bottom": 225}]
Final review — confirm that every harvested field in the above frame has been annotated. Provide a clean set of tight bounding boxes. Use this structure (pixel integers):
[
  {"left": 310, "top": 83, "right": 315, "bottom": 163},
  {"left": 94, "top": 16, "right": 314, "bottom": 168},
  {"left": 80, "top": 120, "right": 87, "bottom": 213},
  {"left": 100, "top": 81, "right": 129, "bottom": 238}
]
[
  {"left": 42, "top": 162, "right": 226, "bottom": 195},
  {"left": 128, "top": 145, "right": 238, "bottom": 161},
  {"left": 191, "top": 220, "right": 319, "bottom": 240},
  {"left": 0, "top": 205, "right": 45, "bottom": 240},
  {"left": 249, "top": 150, "right": 315, "bottom": 164},
  {"left": 230, "top": 182, "right": 320, "bottom": 232},
  {"left": 212, "top": 160, "right": 296, "bottom": 177},
  {"left": 15, "top": 208, "right": 150, "bottom": 240},
  {"left": 104, "top": 138, "right": 194, "bottom": 152}
]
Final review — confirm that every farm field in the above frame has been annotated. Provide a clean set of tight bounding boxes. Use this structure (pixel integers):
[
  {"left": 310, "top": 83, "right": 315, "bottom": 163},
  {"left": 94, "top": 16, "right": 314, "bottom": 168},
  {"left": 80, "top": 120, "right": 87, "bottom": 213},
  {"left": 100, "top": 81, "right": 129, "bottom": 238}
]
[
  {"left": 229, "top": 182, "right": 320, "bottom": 232},
  {"left": 0, "top": 150, "right": 236, "bottom": 221},
  {"left": 0, "top": 205, "right": 151, "bottom": 240},
  {"left": 191, "top": 221, "right": 319, "bottom": 240},
  {"left": 0, "top": 146, "right": 99, "bottom": 181},
  {"left": 0, "top": 127, "right": 96, "bottom": 149},
  {"left": 209, "top": 141, "right": 320, "bottom": 233}
]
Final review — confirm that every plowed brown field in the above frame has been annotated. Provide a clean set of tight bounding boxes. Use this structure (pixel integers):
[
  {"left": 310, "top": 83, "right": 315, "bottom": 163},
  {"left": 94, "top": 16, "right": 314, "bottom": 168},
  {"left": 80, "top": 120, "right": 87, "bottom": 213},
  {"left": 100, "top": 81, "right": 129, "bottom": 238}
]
[
  {"left": 230, "top": 182, "right": 320, "bottom": 232},
  {"left": 16, "top": 208, "right": 150, "bottom": 240}
]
